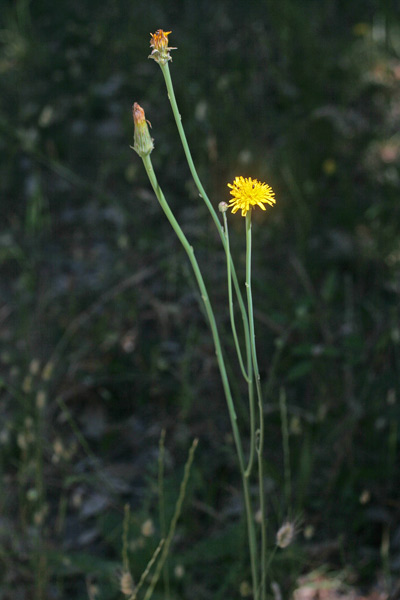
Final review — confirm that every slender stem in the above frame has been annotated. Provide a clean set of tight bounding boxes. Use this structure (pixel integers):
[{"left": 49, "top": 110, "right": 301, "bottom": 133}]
[
  {"left": 160, "top": 58, "right": 258, "bottom": 481},
  {"left": 222, "top": 212, "right": 250, "bottom": 383},
  {"left": 141, "top": 154, "right": 259, "bottom": 599},
  {"left": 131, "top": 539, "right": 164, "bottom": 600},
  {"left": 159, "top": 62, "right": 252, "bottom": 379},
  {"left": 143, "top": 439, "right": 198, "bottom": 600},
  {"left": 222, "top": 212, "right": 256, "bottom": 477},
  {"left": 245, "top": 212, "right": 266, "bottom": 600}
]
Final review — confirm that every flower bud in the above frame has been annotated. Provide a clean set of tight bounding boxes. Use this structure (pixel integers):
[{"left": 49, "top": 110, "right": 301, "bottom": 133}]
[
  {"left": 132, "top": 103, "right": 154, "bottom": 157},
  {"left": 148, "top": 30, "right": 176, "bottom": 66},
  {"left": 218, "top": 201, "right": 228, "bottom": 213}
]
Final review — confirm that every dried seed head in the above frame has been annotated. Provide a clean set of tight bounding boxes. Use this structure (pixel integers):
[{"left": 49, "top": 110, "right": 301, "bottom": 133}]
[
  {"left": 271, "top": 581, "right": 283, "bottom": 600},
  {"left": 36, "top": 390, "right": 47, "bottom": 410},
  {"left": 276, "top": 521, "right": 296, "bottom": 549},
  {"left": 17, "top": 431, "right": 28, "bottom": 450},
  {"left": 22, "top": 375, "right": 32, "bottom": 393},
  {"left": 359, "top": 489, "right": 371, "bottom": 504},
  {"left": 254, "top": 509, "right": 262, "bottom": 524},
  {"left": 174, "top": 564, "right": 185, "bottom": 579},
  {"left": 29, "top": 359, "right": 41, "bottom": 375},
  {"left": 120, "top": 571, "right": 135, "bottom": 596},
  {"left": 141, "top": 518, "right": 155, "bottom": 537}
]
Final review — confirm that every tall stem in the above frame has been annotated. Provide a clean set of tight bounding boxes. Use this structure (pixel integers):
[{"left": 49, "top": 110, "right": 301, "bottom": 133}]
[
  {"left": 222, "top": 212, "right": 255, "bottom": 476},
  {"left": 245, "top": 212, "right": 267, "bottom": 600},
  {"left": 141, "top": 154, "right": 259, "bottom": 599},
  {"left": 222, "top": 212, "right": 250, "bottom": 383},
  {"left": 159, "top": 63, "right": 252, "bottom": 381}
]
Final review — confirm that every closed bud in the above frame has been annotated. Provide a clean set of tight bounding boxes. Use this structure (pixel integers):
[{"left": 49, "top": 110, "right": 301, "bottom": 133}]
[{"left": 132, "top": 103, "right": 154, "bottom": 157}]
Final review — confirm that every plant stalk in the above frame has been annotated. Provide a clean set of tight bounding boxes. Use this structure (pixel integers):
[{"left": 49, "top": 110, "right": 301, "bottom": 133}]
[
  {"left": 141, "top": 153, "right": 259, "bottom": 599},
  {"left": 159, "top": 62, "right": 253, "bottom": 386},
  {"left": 245, "top": 212, "right": 267, "bottom": 600},
  {"left": 222, "top": 212, "right": 255, "bottom": 477}
]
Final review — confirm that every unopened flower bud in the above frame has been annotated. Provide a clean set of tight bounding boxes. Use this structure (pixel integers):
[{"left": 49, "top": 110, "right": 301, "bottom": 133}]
[
  {"left": 218, "top": 201, "right": 228, "bottom": 213},
  {"left": 148, "top": 30, "right": 176, "bottom": 66},
  {"left": 132, "top": 103, "right": 154, "bottom": 157}
]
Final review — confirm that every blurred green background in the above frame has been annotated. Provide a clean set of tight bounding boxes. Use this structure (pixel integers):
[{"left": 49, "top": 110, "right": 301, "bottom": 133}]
[{"left": 1, "top": 0, "right": 400, "bottom": 598}]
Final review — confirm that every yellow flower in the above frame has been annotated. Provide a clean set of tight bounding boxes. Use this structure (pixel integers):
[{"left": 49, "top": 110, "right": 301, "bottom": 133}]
[
  {"left": 227, "top": 176, "right": 276, "bottom": 217},
  {"left": 149, "top": 29, "right": 177, "bottom": 65}
]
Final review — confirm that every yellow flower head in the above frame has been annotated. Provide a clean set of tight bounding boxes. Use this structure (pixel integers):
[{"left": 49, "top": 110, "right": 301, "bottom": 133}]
[
  {"left": 149, "top": 30, "right": 177, "bottom": 65},
  {"left": 227, "top": 176, "right": 276, "bottom": 217}
]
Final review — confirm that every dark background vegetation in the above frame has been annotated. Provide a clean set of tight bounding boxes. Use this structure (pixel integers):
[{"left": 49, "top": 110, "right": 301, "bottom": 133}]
[{"left": 1, "top": 0, "right": 400, "bottom": 598}]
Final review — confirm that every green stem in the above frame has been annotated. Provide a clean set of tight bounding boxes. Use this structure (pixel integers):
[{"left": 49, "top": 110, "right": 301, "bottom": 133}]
[
  {"left": 245, "top": 212, "right": 267, "bottom": 600},
  {"left": 141, "top": 154, "right": 259, "bottom": 599},
  {"left": 222, "top": 212, "right": 255, "bottom": 477},
  {"left": 159, "top": 62, "right": 252, "bottom": 382},
  {"left": 143, "top": 439, "right": 198, "bottom": 600},
  {"left": 222, "top": 212, "right": 250, "bottom": 383}
]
